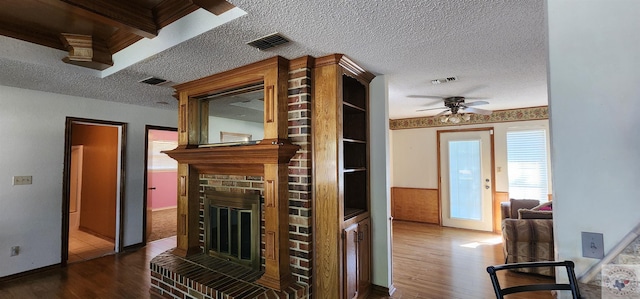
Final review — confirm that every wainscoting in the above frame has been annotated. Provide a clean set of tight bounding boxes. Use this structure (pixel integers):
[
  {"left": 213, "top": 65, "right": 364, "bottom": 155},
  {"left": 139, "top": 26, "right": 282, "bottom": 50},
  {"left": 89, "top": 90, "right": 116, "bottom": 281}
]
[{"left": 391, "top": 187, "right": 439, "bottom": 224}]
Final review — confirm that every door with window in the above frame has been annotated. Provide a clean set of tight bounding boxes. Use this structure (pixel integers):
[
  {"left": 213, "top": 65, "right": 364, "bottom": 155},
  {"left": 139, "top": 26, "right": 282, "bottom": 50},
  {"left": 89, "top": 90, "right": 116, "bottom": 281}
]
[{"left": 439, "top": 129, "right": 493, "bottom": 231}]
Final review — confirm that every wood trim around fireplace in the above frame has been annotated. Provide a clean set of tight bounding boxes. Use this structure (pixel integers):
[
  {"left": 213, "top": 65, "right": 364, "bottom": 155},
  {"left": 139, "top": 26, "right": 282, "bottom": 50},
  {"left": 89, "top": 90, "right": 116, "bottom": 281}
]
[{"left": 165, "top": 56, "right": 297, "bottom": 291}]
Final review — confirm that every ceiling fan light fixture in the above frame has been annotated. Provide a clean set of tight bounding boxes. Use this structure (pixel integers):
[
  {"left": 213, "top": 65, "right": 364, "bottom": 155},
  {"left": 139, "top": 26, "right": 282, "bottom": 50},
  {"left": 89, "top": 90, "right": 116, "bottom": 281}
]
[
  {"left": 449, "top": 115, "right": 461, "bottom": 123},
  {"left": 462, "top": 113, "right": 471, "bottom": 121},
  {"left": 440, "top": 115, "right": 449, "bottom": 123}
]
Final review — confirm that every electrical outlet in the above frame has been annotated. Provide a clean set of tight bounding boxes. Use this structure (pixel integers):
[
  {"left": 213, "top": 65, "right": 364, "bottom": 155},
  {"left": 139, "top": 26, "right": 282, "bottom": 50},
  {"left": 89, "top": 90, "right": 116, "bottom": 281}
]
[
  {"left": 12, "top": 176, "right": 32, "bottom": 185},
  {"left": 582, "top": 232, "right": 604, "bottom": 259},
  {"left": 11, "top": 246, "right": 20, "bottom": 256}
]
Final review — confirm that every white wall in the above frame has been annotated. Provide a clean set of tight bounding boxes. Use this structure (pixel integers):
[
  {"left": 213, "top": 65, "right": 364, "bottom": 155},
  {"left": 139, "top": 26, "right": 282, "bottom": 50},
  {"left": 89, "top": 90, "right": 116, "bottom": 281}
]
[
  {"left": 547, "top": 0, "right": 640, "bottom": 278},
  {"left": 369, "top": 76, "right": 392, "bottom": 289},
  {"left": 0, "top": 85, "right": 176, "bottom": 277},
  {"left": 391, "top": 120, "right": 550, "bottom": 194},
  {"left": 208, "top": 116, "right": 264, "bottom": 143}
]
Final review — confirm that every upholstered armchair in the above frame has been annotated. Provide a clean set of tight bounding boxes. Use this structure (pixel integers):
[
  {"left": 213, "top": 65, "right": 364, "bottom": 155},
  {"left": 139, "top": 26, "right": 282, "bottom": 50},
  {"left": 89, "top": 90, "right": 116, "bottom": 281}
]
[{"left": 501, "top": 199, "right": 555, "bottom": 276}]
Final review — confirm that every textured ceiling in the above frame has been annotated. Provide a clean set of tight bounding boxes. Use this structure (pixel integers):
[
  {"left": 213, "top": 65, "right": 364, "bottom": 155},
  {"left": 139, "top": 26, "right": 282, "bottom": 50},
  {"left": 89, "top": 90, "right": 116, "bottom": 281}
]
[{"left": 0, "top": 0, "right": 547, "bottom": 120}]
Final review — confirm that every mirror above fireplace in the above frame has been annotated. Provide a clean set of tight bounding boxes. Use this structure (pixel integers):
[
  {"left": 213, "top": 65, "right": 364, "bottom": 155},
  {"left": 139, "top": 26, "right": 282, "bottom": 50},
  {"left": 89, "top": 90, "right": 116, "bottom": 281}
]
[{"left": 196, "top": 83, "right": 265, "bottom": 146}]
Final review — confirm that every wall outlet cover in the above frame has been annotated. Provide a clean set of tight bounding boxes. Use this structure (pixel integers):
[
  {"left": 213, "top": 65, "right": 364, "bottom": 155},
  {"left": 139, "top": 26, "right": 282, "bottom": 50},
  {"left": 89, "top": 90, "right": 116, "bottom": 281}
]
[{"left": 582, "top": 232, "right": 604, "bottom": 259}]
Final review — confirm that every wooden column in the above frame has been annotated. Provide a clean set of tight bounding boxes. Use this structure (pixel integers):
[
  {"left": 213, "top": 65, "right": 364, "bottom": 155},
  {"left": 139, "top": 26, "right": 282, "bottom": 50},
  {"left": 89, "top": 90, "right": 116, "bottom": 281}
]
[
  {"left": 256, "top": 163, "right": 294, "bottom": 289},
  {"left": 172, "top": 92, "right": 202, "bottom": 256}
]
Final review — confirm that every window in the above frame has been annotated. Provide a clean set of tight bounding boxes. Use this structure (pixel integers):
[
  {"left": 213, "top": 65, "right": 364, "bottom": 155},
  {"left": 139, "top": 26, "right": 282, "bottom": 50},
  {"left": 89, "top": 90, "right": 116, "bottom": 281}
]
[{"left": 507, "top": 129, "right": 549, "bottom": 201}]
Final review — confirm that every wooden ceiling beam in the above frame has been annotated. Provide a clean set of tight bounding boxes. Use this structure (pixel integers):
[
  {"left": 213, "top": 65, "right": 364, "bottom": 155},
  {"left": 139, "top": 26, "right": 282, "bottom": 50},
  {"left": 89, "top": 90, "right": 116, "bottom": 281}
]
[
  {"left": 191, "top": 0, "right": 235, "bottom": 15},
  {"left": 0, "top": 19, "right": 65, "bottom": 51},
  {"left": 154, "top": 0, "right": 199, "bottom": 28},
  {"left": 41, "top": 0, "right": 159, "bottom": 39}
]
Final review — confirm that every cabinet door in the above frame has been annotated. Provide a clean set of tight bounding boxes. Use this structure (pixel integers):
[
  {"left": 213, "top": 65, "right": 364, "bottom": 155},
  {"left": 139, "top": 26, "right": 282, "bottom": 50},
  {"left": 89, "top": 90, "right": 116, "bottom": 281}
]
[
  {"left": 358, "top": 218, "right": 371, "bottom": 296},
  {"left": 344, "top": 223, "right": 359, "bottom": 299}
]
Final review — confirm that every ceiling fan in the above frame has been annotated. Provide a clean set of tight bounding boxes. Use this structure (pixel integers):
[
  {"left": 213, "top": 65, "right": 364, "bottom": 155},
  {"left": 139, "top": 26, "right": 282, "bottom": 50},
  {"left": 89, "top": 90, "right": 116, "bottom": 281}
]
[
  {"left": 412, "top": 96, "right": 492, "bottom": 115},
  {"left": 409, "top": 95, "right": 492, "bottom": 123}
]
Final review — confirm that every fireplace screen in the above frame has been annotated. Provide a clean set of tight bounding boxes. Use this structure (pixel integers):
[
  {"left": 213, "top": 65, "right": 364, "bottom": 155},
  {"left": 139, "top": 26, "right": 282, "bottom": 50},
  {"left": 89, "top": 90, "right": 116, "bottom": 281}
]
[{"left": 204, "top": 190, "right": 260, "bottom": 269}]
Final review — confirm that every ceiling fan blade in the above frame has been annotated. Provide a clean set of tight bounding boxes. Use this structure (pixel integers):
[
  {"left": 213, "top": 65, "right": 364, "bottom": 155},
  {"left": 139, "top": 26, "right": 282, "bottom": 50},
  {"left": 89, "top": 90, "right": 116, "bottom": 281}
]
[
  {"left": 416, "top": 106, "right": 447, "bottom": 112},
  {"left": 435, "top": 110, "right": 450, "bottom": 116},
  {"left": 463, "top": 107, "right": 492, "bottom": 115},
  {"left": 463, "top": 100, "right": 489, "bottom": 107},
  {"left": 458, "top": 85, "right": 487, "bottom": 95},
  {"left": 407, "top": 95, "right": 443, "bottom": 99}
]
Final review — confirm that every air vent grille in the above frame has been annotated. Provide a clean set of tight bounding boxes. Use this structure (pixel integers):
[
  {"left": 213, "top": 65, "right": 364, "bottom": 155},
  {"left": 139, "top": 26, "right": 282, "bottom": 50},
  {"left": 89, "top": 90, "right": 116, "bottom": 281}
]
[
  {"left": 247, "top": 33, "right": 290, "bottom": 50},
  {"left": 431, "top": 76, "right": 458, "bottom": 85},
  {"left": 139, "top": 77, "right": 168, "bottom": 86}
]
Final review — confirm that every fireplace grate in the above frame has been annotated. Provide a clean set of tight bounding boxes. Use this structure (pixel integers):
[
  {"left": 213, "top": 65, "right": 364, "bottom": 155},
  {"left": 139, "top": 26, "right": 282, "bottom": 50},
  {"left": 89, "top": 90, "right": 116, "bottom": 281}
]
[{"left": 204, "top": 190, "right": 260, "bottom": 269}]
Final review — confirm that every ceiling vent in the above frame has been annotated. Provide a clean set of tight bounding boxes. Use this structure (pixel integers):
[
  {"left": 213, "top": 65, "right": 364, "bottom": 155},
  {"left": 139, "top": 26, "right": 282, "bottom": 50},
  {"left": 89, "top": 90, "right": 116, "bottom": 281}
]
[
  {"left": 431, "top": 76, "right": 458, "bottom": 85},
  {"left": 247, "top": 33, "right": 290, "bottom": 50},
  {"left": 139, "top": 77, "right": 169, "bottom": 86}
]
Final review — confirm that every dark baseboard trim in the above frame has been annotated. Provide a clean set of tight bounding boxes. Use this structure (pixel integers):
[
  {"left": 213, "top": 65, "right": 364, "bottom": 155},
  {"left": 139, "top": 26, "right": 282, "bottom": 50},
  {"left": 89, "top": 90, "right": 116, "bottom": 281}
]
[
  {"left": 372, "top": 283, "right": 396, "bottom": 296},
  {"left": 123, "top": 242, "right": 145, "bottom": 252},
  {"left": 0, "top": 263, "right": 61, "bottom": 283}
]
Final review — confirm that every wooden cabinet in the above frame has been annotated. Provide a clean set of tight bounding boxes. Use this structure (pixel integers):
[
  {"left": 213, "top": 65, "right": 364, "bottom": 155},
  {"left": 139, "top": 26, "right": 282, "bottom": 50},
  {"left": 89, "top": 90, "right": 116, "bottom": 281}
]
[
  {"left": 344, "top": 218, "right": 371, "bottom": 299},
  {"left": 313, "top": 54, "right": 374, "bottom": 299}
]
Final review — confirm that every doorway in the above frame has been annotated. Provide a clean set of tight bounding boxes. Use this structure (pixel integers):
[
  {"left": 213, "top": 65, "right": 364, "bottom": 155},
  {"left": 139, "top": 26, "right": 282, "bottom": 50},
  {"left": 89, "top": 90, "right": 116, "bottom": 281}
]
[
  {"left": 62, "top": 118, "right": 127, "bottom": 265},
  {"left": 438, "top": 128, "right": 494, "bottom": 231},
  {"left": 143, "top": 126, "right": 178, "bottom": 243}
]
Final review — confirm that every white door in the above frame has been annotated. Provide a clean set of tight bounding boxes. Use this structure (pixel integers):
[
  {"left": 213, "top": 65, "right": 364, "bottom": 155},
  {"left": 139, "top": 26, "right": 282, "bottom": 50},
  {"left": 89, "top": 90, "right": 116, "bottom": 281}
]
[{"left": 440, "top": 130, "right": 493, "bottom": 231}]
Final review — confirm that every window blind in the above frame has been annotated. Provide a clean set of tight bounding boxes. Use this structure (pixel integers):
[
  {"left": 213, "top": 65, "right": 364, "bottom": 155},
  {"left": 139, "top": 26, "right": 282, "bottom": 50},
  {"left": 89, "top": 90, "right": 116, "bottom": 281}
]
[{"left": 506, "top": 130, "right": 549, "bottom": 201}]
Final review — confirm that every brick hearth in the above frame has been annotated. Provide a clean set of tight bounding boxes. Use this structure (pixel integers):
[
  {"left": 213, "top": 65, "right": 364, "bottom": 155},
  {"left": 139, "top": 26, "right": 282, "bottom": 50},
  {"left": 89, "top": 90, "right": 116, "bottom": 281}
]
[{"left": 150, "top": 251, "right": 308, "bottom": 299}]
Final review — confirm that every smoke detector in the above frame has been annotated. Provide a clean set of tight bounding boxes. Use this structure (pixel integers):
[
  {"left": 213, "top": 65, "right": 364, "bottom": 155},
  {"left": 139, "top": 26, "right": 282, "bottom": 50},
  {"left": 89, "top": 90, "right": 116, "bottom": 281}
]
[{"left": 431, "top": 76, "right": 458, "bottom": 85}]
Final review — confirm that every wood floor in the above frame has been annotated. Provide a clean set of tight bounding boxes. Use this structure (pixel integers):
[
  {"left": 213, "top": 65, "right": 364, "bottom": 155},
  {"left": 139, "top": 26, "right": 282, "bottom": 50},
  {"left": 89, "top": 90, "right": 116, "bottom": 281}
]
[
  {"left": 0, "top": 222, "right": 554, "bottom": 299},
  {"left": 380, "top": 221, "right": 554, "bottom": 299}
]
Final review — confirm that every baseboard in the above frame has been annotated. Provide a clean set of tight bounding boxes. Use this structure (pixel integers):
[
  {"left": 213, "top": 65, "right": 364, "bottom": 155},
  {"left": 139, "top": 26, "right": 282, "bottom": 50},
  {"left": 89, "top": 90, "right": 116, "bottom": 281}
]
[
  {"left": 123, "top": 242, "right": 145, "bottom": 252},
  {"left": 152, "top": 206, "right": 177, "bottom": 212},
  {"left": 371, "top": 283, "right": 396, "bottom": 297},
  {"left": 0, "top": 263, "right": 61, "bottom": 283}
]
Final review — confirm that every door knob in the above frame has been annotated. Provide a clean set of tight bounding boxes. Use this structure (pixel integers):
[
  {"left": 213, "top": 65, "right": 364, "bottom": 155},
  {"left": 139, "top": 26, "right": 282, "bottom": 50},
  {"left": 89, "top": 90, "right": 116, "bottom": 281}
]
[{"left": 148, "top": 187, "right": 156, "bottom": 190}]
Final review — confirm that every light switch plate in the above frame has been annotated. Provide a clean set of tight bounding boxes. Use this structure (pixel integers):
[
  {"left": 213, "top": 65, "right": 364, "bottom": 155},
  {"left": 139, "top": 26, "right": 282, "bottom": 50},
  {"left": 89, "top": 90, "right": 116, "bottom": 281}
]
[
  {"left": 12, "top": 176, "right": 32, "bottom": 185},
  {"left": 582, "top": 232, "right": 604, "bottom": 259}
]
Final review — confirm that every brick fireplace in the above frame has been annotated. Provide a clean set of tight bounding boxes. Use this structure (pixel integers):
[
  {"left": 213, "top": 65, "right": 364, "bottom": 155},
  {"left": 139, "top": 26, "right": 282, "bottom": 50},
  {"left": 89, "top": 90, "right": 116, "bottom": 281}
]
[{"left": 150, "top": 57, "right": 313, "bottom": 299}]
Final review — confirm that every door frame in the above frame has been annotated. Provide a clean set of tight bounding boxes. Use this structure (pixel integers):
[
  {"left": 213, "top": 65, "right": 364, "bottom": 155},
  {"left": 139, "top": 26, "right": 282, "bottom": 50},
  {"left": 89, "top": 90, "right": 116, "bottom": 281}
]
[
  {"left": 61, "top": 117, "right": 127, "bottom": 266},
  {"left": 436, "top": 127, "right": 495, "bottom": 229},
  {"left": 142, "top": 125, "right": 178, "bottom": 244}
]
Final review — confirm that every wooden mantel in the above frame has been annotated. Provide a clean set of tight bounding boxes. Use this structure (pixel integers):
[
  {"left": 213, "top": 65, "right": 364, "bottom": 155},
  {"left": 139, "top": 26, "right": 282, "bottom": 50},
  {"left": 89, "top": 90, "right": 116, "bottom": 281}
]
[{"left": 165, "top": 139, "right": 300, "bottom": 176}]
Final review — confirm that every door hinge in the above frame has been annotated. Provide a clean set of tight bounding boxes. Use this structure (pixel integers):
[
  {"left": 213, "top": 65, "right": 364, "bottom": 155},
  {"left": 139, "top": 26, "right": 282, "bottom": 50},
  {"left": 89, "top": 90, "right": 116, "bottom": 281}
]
[{"left": 358, "top": 231, "right": 364, "bottom": 241}]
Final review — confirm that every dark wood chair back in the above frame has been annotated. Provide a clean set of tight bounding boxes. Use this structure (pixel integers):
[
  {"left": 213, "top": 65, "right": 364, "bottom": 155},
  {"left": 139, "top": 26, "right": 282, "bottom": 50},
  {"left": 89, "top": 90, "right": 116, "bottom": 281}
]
[{"left": 486, "top": 260, "right": 582, "bottom": 299}]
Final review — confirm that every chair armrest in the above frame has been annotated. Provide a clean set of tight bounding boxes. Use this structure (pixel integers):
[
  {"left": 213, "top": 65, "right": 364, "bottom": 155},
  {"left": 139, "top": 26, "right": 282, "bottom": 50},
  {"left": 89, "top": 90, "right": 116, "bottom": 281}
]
[
  {"left": 501, "top": 202, "right": 511, "bottom": 220},
  {"left": 502, "top": 219, "right": 554, "bottom": 243}
]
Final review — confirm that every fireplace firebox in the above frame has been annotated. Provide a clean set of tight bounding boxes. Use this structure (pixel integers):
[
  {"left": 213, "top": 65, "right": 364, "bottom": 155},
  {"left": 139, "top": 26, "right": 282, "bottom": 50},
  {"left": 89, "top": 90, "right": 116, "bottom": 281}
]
[{"left": 203, "top": 190, "right": 261, "bottom": 270}]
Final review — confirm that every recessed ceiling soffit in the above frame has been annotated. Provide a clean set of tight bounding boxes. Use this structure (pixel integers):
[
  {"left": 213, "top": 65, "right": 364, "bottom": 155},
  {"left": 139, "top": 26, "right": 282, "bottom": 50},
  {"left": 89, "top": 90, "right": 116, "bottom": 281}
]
[{"left": 0, "top": 0, "right": 235, "bottom": 70}]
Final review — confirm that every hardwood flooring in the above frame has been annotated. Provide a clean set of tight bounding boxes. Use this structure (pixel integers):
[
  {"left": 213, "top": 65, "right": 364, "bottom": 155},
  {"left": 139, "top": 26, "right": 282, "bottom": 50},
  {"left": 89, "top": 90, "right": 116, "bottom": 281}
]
[
  {"left": 0, "top": 222, "right": 554, "bottom": 299},
  {"left": 0, "top": 237, "right": 176, "bottom": 299},
  {"left": 380, "top": 221, "right": 555, "bottom": 299}
]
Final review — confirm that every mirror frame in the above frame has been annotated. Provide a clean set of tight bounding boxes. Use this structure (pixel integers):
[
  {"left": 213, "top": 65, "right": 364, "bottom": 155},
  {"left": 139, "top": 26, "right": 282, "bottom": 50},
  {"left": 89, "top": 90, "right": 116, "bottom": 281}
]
[{"left": 172, "top": 56, "right": 289, "bottom": 147}]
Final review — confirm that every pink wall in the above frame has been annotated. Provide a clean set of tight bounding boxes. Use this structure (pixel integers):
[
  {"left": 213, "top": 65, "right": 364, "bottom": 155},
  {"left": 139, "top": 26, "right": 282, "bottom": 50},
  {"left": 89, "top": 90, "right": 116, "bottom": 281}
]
[
  {"left": 148, "top": 129, "right": 178, "bottom": 210},
  {"left": 149, "top": 171, "right": 178, "bottom": 210}
]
